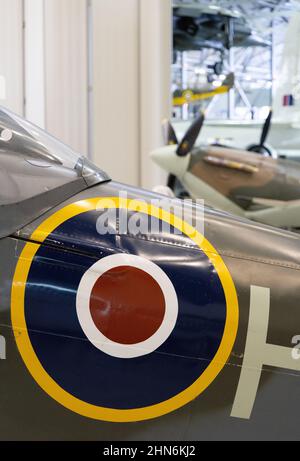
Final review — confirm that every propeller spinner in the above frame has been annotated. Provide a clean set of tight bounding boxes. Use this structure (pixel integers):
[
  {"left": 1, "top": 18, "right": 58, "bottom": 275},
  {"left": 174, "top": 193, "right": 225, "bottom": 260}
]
[{"left": 160, "top": 112, "right": 205, "bottom": 195}]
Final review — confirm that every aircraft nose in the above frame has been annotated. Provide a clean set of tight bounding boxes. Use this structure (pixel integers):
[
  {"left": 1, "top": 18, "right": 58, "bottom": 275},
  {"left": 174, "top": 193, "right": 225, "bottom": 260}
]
[{"left": 150, "top": 145, "right": 190, "bottom": 179}]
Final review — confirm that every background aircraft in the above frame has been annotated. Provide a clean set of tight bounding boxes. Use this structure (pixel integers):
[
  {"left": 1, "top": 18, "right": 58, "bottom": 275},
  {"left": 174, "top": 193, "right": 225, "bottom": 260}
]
[
  {"left": 174, "top": 11, "right": 300, "bottom": 160},
  {"left": 173, "top": 2, "right": 271, "bottom": 53},
  {"left": 151, "top": 113, "right": 300, "bottom": 229},
  {"left": 2, "top": 107, "right": 300, "bottom": 440},
  {"left": 173, "top": 72, "right": 235, "bottom": 106}
]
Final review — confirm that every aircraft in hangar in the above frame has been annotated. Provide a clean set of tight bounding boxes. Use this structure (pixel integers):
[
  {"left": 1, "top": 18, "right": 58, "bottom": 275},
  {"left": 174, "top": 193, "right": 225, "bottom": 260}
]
[
  {"left": 173, "top": 72, "right": 235, "bottom": 106},
  {"left": 151, "top": 112, "right": 300, "bottom": 230},
  {"left": 173, "top": 2, "right": 271, "bottom": 53},
  {"left": 174, "top": 11, "right": 300, "bottom": 160},
  {"left": 1, "top": 106, "right": 300, "bottom": 440}
]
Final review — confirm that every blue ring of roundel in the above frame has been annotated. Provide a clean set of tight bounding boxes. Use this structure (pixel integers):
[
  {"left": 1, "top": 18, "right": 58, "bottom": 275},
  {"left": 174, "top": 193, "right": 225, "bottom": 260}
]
[{"left": 24, "top": 211, "right": 226, "bottom": 410}]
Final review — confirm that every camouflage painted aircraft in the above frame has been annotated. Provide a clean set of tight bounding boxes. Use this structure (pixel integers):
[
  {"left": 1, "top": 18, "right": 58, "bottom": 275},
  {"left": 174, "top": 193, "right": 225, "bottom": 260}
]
[
  {"left": 151, "top": 112, "right": 300, "bottom": 230},
  {"left": 2, "top": 107, "right": 300, "bottom": 441}
]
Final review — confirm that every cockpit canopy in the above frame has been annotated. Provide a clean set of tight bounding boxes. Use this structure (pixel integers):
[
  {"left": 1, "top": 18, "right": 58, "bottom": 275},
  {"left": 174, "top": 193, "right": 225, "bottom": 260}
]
[{"left": 0, "top": 106, "right": 110, "bottom": 238}]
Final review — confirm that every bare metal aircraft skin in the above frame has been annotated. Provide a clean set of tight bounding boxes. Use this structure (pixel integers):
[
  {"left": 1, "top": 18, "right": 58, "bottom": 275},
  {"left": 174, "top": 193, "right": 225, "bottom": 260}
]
[
  {"left": 1, "top": 107, "right": 300, "bottom": 441},
  {"left": 173, "top": 2, "right": 271, "bottom": 52}
]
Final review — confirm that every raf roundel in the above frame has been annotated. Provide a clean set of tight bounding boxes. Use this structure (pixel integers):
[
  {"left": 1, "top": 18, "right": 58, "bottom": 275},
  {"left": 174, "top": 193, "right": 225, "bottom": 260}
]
[
  {"left": 11, "top": 197, "right": 239, "bottom": 422},
  {"left": 76, "top": 254, "right": 178, "bottom": 359}
]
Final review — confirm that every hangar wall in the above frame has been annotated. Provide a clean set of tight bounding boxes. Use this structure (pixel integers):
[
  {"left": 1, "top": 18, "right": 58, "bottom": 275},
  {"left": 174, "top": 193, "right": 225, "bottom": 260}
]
[
  {"left": 24, "top": 0, "right": 89, "bottom": 156},
  {"left": 139, "top": 0, "right": 172, "bottom": 189},
  {"left": 44, "top": 0, "right": 89, "bottom": 156},
  {"left": 91, "top": 0, "right": 140, "bottom": 186},
  {"left": 0, "top": 0, "right": 24, "bottom": 115},
  {"left": 0, "top": 0, "right": 172, "bottom": 188},
  {"left": 24, "top": 0, "right": 45, "bottom": 127},
  {"left": 91, "top": 0, "right": 172, "bottom": 188}
]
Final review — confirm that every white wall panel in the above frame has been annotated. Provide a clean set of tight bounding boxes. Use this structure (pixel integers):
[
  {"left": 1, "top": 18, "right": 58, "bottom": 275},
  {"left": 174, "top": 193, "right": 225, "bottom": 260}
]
[
  {"left": 24, "top": 0, "right": 45, "bottom": 128},
  {"left": 23, "top": 0, "right": 171, "bottom": 188},
  {"left": 0, "top": 0, "right": 24, "bottom": 115},
  {"left": 140, "top": 0, "right": 172, "bottom": 189},
  {"left": 91, "top": 0, "right": 140, "bottom": 185},
  {"left": 91, "top": 0, "right": 171, "bottom": 187},
  {"left": 44, "top": 0, "right": 88, "bottom": 155}
]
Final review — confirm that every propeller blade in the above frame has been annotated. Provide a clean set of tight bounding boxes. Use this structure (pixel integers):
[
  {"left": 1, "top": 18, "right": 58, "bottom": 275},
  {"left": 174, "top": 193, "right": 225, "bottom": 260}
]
[
  {"left": 162, "top": 119, "right": 178, "bottom": 146},
  {"left": 260, "top": 109, "right": 272, "bottom": 147},
  {"left": 176, "top": 112, "right": 205, "bottom": 157}
]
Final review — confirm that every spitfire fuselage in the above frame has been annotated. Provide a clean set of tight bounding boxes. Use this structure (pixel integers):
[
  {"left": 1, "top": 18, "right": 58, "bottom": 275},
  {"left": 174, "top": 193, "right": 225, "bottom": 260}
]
[
  {"left": 1, "top": 180, "right": 300, "bottom": 440},
  {"left": 189, "top": 147, "right": 300, "bottom": 209}
]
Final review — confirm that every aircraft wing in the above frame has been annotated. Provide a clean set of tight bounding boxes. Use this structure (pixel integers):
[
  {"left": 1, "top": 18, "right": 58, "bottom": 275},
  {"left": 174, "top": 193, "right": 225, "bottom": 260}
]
[
  {"left": 173, "top": 85, "right": 231, "bottom": 106},
  {"left": 173, "top": 73, "right": 235, "bottom": 106},
  {"left": 250, "top": 197, "right": 293, "bottom": 208},
  {"left": 246, "top": 198, "right": 300, "bottom": 228},
  {"left": 173, "top": 3, "right": 241, "bottom": 19}
]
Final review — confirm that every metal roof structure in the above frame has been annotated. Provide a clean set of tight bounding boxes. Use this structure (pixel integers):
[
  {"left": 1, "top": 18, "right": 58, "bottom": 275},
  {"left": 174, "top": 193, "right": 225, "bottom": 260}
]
[{"left": 172, "top": 0, "right": 300, "bottom": 121}]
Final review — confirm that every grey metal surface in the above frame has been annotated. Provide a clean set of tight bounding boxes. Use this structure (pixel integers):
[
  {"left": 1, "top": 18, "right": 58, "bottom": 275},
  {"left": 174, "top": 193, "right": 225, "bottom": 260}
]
[
  {"left": 0, "top": 101, "right": 297, "bottom": 439},
  {"left": 0, "top": 106, "right": 110, "bottom": 238},
  {"left": 0, "top": 180, "right": 299, "bottom": 440}
]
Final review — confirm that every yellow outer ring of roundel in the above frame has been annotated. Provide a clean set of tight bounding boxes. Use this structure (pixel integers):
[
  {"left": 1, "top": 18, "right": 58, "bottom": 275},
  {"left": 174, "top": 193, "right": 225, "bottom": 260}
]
[{"left": 11, "top": 197, "right": 239, "bottom": 423}]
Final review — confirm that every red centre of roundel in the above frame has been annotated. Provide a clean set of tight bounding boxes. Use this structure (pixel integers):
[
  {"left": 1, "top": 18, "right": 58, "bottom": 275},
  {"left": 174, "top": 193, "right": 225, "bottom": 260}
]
[{"left": 89, "top": 265, "right": 166, "bottom": 345}]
